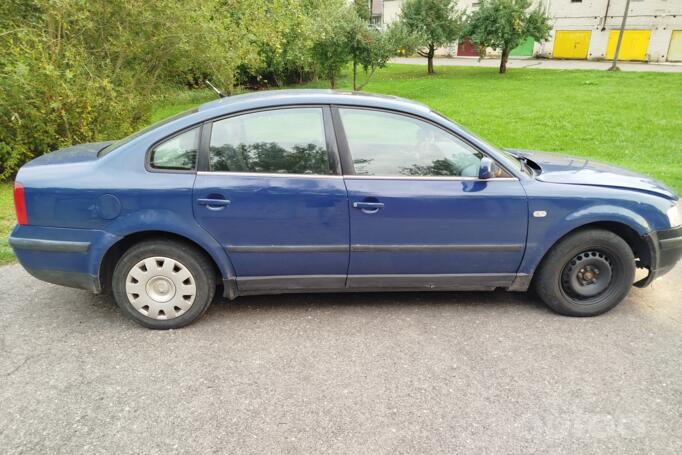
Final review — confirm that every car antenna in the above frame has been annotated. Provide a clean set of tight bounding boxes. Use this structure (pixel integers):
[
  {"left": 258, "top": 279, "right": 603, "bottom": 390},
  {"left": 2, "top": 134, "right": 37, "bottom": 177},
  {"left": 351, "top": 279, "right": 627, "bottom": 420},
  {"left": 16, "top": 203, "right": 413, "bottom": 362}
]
[{"left": 206, "top": 80, "right": 226, "bottom": 98}]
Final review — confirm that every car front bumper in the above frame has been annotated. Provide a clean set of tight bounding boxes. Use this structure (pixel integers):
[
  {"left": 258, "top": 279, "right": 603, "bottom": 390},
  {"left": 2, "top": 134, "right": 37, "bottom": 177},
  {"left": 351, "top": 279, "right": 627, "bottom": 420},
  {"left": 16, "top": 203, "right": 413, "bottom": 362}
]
[{"left": 635, "top": 226, "right": 682, "bottom": 287}]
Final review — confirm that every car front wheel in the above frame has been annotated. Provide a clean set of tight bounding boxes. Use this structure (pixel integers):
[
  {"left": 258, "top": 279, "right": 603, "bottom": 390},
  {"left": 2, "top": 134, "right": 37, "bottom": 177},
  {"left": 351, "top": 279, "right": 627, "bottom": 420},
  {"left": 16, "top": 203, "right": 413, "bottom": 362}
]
[
  {"left": 534, "top": 229, "right": 636, "bottom": 316},
  {"left": 112, "top": 240, "right": 216, "bottom": 329}
]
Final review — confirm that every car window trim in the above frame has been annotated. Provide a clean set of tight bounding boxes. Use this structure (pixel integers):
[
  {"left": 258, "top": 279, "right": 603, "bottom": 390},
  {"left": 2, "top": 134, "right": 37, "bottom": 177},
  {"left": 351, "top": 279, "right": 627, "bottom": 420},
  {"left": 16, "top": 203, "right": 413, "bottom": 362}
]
[
  {"left": 198, "top": 104, "right": 341, "bottom": 177},
  {"left": 196, "top": 171, "right": 343, "bottom": 179},
  {"left": 344, "top": 175, "right": 519, "bottom": 182},
  {"left": 322, "top": 106, "right": 342, "bottom": 175},
  {"left": 198, "top": 121, "right": 212, "bottom": 172},
  {"left": 330, "top": 105, "right": 517, "bottom": 180},
  {"left": 145, "top": 124, "right": 203, "bottom": 174},
  {"left": 330, "top": 105, "right": 355, "bottom": 175}
]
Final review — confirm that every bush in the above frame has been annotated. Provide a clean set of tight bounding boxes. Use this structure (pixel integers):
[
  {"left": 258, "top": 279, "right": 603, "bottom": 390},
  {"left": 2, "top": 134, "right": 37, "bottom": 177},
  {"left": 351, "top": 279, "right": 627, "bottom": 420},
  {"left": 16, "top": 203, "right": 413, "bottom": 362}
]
[
  {"left": 240, "top": 0, "right": 317, "bottom": 87},
  {"left": 0, "top": 14, "right": 149, "bottom": 179},
  {"left": 0, "top": 0, "right": 405, "bottom": 178}
]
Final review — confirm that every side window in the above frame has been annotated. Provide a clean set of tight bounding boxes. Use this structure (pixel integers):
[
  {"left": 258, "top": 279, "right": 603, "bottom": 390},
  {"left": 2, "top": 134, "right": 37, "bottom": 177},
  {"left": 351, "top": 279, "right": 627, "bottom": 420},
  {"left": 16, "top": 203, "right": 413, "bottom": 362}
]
[
  {"left": 149, "top": 127, "right": 199, "bottom": 171},
  {"left": 209, "top": 108, "right": 331, "bottom": 175},
  {"left": 339, "top": 108, "right": 484, "bottom": 178}
]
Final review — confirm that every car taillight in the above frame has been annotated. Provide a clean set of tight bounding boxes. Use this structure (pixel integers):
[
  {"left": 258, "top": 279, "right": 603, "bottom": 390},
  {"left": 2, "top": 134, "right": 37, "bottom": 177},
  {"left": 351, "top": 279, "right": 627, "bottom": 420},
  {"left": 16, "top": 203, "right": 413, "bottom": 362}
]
[{"left": 14, "top": 182, "right": 28, "bottom": 225}]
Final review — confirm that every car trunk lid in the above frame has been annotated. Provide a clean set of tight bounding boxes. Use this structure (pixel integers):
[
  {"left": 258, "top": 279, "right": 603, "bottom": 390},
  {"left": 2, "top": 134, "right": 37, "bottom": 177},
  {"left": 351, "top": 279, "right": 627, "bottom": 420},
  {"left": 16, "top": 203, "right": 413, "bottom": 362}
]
[{"left": 23, "top": 141, "right": 114, "bottom": 167}]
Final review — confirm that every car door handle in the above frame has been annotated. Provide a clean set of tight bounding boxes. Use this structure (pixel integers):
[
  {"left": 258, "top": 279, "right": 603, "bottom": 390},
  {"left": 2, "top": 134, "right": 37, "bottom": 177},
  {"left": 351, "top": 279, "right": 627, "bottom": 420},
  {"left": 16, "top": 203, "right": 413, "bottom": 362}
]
[
  {"left": 353, "top": 201, "right": 384, "bottom": 213},
  {"left": 197, "top": 198, "right": 231, "bottom": 210}
]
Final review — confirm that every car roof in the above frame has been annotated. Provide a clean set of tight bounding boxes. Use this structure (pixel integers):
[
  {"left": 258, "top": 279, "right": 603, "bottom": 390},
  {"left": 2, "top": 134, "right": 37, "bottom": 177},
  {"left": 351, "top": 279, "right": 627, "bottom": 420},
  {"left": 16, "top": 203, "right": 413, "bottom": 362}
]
[{"left": 196, "top": 89, "right": 432, "bottom": 116}]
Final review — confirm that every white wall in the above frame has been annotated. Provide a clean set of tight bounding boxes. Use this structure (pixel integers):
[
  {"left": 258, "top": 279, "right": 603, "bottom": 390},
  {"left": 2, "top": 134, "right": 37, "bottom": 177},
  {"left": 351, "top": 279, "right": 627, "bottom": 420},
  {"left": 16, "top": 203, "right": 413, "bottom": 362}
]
[{"left": 383, "top": 0, "right": 402, "bottom": 24}]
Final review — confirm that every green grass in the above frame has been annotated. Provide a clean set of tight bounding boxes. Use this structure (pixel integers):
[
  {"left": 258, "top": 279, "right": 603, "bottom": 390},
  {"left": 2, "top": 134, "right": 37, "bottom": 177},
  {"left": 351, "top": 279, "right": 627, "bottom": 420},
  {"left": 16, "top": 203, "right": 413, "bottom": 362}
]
[
  {"left": 312, "top": 65, "right": 682, "bottom": 193},
  {"left": 152, "top": 65, "right": 682, "bottom": 193},
  {"left": 149, "top": 88, "right": 217, "bottom": 123},
  {"left": 1, "top": 183, "right": 14, "bottom": 264}
]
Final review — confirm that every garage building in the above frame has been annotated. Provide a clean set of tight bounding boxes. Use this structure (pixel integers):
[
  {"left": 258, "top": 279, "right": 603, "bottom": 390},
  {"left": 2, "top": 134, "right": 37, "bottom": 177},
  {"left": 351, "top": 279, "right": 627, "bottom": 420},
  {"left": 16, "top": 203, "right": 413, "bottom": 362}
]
[{"left": 378, "top": 0, "right": 682, "bottom": 62}]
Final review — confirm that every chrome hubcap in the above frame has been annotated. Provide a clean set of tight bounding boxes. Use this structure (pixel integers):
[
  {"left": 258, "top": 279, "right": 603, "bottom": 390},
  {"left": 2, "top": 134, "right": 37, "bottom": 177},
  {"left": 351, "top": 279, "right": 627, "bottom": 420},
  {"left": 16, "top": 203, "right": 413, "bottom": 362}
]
[
  {"left": 125, "top": 257, "right": 196, "bottom": 320},
  {"left": 561, "top": 250, "right": 613, "bottom": 301}
]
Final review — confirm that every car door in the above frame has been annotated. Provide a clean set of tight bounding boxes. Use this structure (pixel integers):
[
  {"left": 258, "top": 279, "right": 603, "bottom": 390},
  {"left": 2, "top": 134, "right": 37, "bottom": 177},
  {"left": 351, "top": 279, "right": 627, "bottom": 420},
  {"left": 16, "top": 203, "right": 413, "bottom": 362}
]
[
  {"left": 193, "top": 106, "right": 350, "bottom": 292},
  {"left": 334, "top": 107, "right": 528, "bottom": 290}
]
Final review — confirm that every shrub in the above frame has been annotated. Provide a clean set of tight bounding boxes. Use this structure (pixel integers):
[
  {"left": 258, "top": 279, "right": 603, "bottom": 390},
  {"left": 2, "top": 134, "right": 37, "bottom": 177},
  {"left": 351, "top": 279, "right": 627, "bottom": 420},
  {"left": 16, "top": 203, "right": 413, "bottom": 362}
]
[
  {"left": 0, "top": 15, "right": 148, "bottom": 179},
  {"left": 0, "top": 0, "right": 406, "bottom": 177}
]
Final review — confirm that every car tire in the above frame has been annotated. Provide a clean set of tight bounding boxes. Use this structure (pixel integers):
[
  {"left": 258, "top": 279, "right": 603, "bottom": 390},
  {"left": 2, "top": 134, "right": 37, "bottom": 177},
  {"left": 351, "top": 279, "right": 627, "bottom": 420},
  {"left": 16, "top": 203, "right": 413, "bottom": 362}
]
[
  {"left": 112, "top": 239, "right": 216, "bottom": 329},
  {"left": 534, "top": 229, "right": 635, "bottom": 317}
]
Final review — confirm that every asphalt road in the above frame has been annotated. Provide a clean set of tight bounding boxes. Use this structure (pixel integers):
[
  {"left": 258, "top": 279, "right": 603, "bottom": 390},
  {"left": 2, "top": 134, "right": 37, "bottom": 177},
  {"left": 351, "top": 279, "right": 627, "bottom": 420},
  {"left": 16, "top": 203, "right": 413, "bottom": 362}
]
[{"left": 0, "top": 263, "right": 680, "bottom": 454}]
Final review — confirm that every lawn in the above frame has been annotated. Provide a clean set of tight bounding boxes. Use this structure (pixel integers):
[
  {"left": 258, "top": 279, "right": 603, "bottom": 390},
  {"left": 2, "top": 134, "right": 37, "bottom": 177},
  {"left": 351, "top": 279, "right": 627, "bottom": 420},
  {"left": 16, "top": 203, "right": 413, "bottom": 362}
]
[
  {"left": 310, "top": 65, "right": 682, "bottom": 192},
  {"left": 1, "top": 64, "right": 681, "bottom": 264},
  {"left": 149, "top": 88, "right": 219, "bottom": 123},
  {"left": 151, "top": 64, "right": 682, "bottom": 193}
]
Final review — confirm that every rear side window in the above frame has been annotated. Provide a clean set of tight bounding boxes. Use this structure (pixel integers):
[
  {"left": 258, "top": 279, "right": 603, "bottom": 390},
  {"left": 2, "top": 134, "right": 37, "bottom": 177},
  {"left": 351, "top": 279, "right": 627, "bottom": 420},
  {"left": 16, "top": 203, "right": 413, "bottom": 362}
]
[
  {"left": 209, "top": 108, "right": 331, "bottom": 175},
  {"left": 339, "top": 108, "right": 484, "bottom": 178},
  {"left": 149, "top": 127, "right": 199, "bottom": 170}
]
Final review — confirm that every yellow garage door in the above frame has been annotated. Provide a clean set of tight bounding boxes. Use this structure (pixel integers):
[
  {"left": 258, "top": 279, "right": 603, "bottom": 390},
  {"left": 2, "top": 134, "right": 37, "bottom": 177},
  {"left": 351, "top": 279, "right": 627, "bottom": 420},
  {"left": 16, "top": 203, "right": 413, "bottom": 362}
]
[
  {"left": 606, "top": 30, "right": 651, "bottom": 61},
  {"left": 553, "top": 31, "right": 591, "bottom": 59},
  {"left": 668, "top": 31, "right": 682, "bottom": 62}
]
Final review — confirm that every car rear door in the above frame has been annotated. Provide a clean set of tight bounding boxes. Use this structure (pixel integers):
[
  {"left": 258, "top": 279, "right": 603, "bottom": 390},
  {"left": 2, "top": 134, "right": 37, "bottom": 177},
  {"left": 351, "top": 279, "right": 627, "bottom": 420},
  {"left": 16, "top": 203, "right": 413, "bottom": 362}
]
[
  {"left": 334, "top": 107, "right": 528, "bottom": 290},
  {"left": 193, "top": 106, "right": 350, "bottom": 292}
]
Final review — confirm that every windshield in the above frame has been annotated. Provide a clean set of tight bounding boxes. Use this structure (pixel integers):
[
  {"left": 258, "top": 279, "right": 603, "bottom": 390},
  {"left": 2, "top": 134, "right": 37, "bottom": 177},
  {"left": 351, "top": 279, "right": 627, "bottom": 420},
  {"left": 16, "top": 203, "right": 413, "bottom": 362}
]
[{"left": 98, "top": 108, "right": 199, "bottom": 157}]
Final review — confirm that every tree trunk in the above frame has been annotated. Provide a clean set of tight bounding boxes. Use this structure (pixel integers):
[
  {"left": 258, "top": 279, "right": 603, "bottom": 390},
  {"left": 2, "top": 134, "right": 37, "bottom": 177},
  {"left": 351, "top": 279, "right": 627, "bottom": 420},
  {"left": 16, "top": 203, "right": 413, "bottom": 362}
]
[
  {"left": 330, "top": 73, "right": 337, "bottom": 89},
  {"left": 353, "top": 60, "right": 358, "bottom": 91},
  {"left": 357, "top": 66, "right": 377, "bottom": 91},
  {"left": 427, "top": 44, "right": 435, "bottom": 74},
  {"left": 499, "top": 47, "right": 510, "bottom": 74}
]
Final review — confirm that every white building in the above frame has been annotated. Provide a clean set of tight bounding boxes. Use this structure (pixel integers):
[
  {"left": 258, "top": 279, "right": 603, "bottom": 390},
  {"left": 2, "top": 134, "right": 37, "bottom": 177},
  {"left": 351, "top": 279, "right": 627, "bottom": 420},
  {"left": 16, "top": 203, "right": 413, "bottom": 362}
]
[{"left": 377, "top": 0, "right": 682, "bottom": 62}]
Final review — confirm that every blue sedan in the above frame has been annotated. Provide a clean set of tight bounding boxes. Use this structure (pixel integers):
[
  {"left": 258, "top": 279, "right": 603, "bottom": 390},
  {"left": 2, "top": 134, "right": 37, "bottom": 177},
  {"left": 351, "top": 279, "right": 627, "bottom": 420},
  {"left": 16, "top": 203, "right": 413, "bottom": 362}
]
[{"left": 9, "top": 90, "right": 682, "bottom": 329}]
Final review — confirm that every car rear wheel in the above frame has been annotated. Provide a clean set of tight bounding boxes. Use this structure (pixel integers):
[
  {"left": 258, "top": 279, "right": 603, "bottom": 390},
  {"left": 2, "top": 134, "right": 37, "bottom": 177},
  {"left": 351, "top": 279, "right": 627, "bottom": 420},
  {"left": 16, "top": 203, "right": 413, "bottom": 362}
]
[
  {"left": 112, "top": 240, "right": 216, "bottom": 329},
  {"left": 534, "top": 229, "right": 635, "bottom": 316}
]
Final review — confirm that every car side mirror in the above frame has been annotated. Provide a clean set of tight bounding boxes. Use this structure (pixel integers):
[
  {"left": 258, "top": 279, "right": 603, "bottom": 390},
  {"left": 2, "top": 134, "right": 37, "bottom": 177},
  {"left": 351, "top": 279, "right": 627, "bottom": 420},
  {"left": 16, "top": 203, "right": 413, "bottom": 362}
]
[{"left": 478, "top": 157, "right": 499, "bottom": 180}]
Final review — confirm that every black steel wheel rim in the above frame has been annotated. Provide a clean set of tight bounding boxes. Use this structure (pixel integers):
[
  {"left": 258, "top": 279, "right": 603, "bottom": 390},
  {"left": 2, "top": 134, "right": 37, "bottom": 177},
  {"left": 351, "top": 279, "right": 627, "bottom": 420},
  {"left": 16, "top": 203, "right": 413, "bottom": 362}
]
[{"left": 560, "top": 250, "right": 614, "bottom": 302}]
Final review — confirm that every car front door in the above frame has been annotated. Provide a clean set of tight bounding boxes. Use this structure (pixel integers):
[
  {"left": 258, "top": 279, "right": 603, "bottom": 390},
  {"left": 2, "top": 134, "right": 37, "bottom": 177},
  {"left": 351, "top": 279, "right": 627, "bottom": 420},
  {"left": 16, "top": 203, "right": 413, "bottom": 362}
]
[
  {"left": 334, "top": 107, "right": 528, "bottom": 290},
  {"left": 193, "top": 106, "right": 349, "bottom": 292}
]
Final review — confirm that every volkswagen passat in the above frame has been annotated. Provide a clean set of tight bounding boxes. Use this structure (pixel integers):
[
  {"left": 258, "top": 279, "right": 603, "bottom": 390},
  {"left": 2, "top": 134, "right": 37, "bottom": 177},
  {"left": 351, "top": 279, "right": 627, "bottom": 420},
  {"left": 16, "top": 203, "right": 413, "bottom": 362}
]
[{"left": 9, "top": 90, "right": 682, "bottom": 329}]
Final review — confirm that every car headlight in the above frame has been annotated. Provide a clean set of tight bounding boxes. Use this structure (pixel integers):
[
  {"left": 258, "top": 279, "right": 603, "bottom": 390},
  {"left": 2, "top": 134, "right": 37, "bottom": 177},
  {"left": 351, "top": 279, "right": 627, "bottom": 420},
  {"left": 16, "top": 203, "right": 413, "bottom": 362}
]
[{"left": 667, "top": 204, "right": 681, "bottom": 228}]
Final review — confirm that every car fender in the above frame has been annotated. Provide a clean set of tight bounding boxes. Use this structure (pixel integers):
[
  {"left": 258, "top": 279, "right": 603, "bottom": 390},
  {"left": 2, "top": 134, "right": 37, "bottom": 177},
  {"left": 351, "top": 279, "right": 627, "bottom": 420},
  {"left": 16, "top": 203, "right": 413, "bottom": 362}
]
[
  {"left": 563, "top": 204, "right": 651, "bottom": 235},
  {"left": 518, "top": 203, "right": 652, "bottom": 278},
  {"left": 91, "top": 208, "right": 237, "bottom": 292}
]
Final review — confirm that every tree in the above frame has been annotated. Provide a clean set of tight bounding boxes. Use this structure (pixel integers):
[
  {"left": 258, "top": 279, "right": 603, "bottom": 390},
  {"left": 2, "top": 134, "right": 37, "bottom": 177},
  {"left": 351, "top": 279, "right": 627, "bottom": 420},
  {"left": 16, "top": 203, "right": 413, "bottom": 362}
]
[
  {"left": 248, "top": 1, "right": 314, "bottom": 87},
  {"left": 310, "top": 1, "right": 401, "bottom": 91},
  {"left": 397, "top": 0, "right": 464, "bottom": 74},
  {"left": 310, "top": 4, "right": 358, "bottom": 89},
  {"left": 386, "top": 22, "right": 425, "bottom": 58},
  {"left": 349, "top": 22, "right": 399, "bottom": 91},
  {"left": 353, "top": 0, "right": 371, "bottom": 22},
  {"left": 465, "top": 0, "right": 551, "bottom": 74}
]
